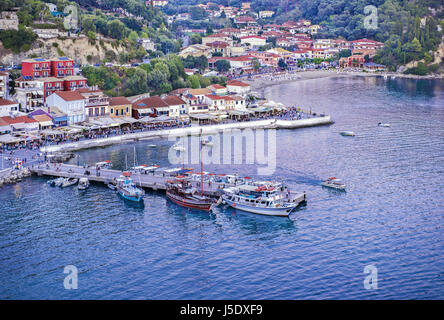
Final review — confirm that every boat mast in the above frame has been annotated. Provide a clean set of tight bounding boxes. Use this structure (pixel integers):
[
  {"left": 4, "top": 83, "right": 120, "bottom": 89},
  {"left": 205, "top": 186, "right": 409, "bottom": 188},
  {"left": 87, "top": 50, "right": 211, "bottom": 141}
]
[
  {"left": 200, "top": 128, "right": 203, "bottom": 196},
  {"left": 134, "top": 146, "right": 137, "bottom": 167}
]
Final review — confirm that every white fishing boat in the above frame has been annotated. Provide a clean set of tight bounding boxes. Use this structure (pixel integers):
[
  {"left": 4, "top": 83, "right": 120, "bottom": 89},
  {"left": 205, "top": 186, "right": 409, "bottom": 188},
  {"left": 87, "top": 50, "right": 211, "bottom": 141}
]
[
  {"left": 61, "top": 178, "right": 78, "bottom": 188},
  {"left": 221, "top": 184, "right": 302, "bottom": 217},
  {"left": 116, "top": 172, "right": 144, "bottom": 202},
  {"left": 321, "top": 177, "right": 346, "bottom": 190},
  {"left": 378, "top": 122, "right": 391, "bottom": 127},
  {"left": 340, "top": 131, "right": 355, "bottom": 136},
  {"left": 78, "top": 178, "right": 89, "bottom": 190}
]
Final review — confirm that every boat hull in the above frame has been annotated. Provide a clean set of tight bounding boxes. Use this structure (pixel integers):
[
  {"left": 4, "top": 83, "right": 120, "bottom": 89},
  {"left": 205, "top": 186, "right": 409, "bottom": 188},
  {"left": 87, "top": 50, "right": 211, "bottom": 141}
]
[
  {"left": 222, "top": 197, "right": 296, "bottom": 217},
  {"left": 321, "top": 182, "right": 346, "bottom": 190},
  {"left": 118, "top": 190, "right": 143, "bottom": 202},
  {"left": 166, "top": 191, "right": 213, "bottom": 211}
]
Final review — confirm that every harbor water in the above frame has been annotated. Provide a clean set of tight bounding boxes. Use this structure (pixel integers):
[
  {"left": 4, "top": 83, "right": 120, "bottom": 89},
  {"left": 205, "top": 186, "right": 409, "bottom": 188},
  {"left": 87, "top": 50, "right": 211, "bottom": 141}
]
[{"left": 0, "top": 76, "right": 443, "bottom": 299}]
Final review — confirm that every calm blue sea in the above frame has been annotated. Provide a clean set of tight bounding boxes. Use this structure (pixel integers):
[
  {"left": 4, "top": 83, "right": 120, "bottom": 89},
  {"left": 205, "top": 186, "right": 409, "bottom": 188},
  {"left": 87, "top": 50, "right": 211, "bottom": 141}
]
[{"left": 0, "top": 76, "right": 443, "bottom": 299}]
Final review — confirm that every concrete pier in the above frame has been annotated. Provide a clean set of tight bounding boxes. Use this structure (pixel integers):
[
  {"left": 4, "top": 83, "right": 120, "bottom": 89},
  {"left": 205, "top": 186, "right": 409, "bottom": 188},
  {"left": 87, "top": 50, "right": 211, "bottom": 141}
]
[
  {"left": 30, "top": 163, "right": 307, "bottom": 204},
  {"left": 40, "top": 117, "right": 333, "bottom": 154}
]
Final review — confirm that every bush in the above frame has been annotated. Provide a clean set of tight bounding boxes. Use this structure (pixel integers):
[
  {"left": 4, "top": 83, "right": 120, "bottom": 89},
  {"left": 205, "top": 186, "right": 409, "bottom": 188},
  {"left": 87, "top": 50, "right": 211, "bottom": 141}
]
[{"left": 0, "top": 27, "right": 37, "bottom": 53}]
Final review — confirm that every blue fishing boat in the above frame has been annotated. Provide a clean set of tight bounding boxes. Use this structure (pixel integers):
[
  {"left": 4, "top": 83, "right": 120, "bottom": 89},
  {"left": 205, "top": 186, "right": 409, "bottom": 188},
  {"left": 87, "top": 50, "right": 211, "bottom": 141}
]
[{"left": 116, "top": 172, "right": 144, "bottom": 202}]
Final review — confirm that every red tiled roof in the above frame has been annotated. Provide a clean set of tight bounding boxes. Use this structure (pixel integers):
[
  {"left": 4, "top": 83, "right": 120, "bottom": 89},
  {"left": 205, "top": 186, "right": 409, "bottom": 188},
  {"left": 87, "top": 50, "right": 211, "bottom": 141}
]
[
  {"left": 227, "top": 80, "right": 250, "bottom": 87},
  {"left": 241, "top": 36, "right": 266, "bottom": 40},
  {"left": 209, "top": 84, "right": 226, "bottom": 89},
  {"left": 53, "top": 91, "right": 84, "bottom": 101},
  {"left": 110, "top": 96, "right": 131, "bottom": 106},
  {"left": 0, "top": 98, "right": 17, "bottom": 106},
  {"left": 132, "top": 96, "right": 168, "bottom": 109},
  {"left": 162, "top": 95, "right": 186, "bottom": 106},
  {"left": 0, "top": 115, "right": 37, "bottom": 124}
]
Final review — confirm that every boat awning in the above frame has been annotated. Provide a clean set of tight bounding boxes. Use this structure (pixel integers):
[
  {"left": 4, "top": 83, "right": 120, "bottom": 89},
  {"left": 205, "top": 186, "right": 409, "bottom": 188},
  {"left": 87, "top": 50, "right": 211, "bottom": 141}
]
[{"left": 0, "top": 134, "right": 24, "bottom": 144}]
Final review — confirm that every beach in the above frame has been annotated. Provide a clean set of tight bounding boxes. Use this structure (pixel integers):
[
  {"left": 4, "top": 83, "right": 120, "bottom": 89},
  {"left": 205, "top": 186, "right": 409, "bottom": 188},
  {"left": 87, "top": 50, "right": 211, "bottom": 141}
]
[{"left": 246, "top": 69, "right": 444, "bottom": 98}]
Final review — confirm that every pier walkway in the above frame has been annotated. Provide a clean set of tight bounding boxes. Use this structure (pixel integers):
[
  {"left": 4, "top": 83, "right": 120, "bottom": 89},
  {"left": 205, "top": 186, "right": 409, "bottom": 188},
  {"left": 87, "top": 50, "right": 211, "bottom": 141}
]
[{"left": 30, "top": 163, "right": 307, "bottom": 204}]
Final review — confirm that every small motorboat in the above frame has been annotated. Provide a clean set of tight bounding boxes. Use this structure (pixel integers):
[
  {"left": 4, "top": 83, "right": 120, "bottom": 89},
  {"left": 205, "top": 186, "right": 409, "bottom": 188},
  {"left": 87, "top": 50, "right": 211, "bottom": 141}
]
[
  {"left": 61, "top": 178, "right": 78, "bottom": 188},
  {"left": 78, "top": 178, "right": 89, "bottom": 190},
  {"left": 378, "top": 122, "right": 390, "bottom": 127},
  {"left": 107, "top": 180, "right": 118, "bottom": 190},
  {"left": 340, "top": 131, "right": 355, "bottom": 136},
  {"left": 321, "top": 177, "right": 346, "bottom": 190},
  {"left": 47, "top": 177, "right": 64, "bottom": 187},
  {"left": 148, "top": 144, "right": 157, "bottom": 148}
]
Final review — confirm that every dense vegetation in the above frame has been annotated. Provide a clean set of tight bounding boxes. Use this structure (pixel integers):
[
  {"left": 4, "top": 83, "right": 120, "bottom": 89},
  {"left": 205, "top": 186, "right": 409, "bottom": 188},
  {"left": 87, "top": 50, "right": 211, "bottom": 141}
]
[{"left": 82, "top": 54, "right": 225, "bottom": 96}]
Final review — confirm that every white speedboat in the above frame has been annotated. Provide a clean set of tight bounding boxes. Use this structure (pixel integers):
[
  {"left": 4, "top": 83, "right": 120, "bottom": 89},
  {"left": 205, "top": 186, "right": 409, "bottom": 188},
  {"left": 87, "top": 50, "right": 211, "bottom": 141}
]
[
  {"left": 340, "top": 131, "right": 355, "bottom": 136},
  {"left": 148, "top": 144, "right": 157, "bottom": 148},
  {"left": 78, "top": 178, "right": 89, "bottom": 190},
  {"left": 221, "top": 184, "right": 301, "bottom": 217},
  {"left": 378, "top": 122, "right": 390, "bottom": 127},
  {"left": 321, "top": 177, "right": 346, "bottom": 190},
  {"left": 61, "top": 178, "right": 78, "bottom": 188},
  {"left": 48, "top": 177, "right": 64, "bottom": 187}
]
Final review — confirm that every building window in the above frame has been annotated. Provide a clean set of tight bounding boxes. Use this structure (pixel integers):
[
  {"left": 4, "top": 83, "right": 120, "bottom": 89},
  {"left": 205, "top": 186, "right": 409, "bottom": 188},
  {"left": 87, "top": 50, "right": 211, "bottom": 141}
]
[{"left": 110, "top": 108, "right": 113, "bottom": 114}]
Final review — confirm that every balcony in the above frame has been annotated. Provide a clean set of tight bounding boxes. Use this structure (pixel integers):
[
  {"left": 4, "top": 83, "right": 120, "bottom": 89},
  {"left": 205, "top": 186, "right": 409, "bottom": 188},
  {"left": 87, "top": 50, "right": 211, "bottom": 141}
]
[{"left": 85, "top": 98, "right": 109, "bottom": 107}]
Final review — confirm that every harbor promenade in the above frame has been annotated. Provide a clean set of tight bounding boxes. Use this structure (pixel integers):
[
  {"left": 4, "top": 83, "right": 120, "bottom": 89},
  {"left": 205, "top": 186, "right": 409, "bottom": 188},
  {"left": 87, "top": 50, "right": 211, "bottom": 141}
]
[{"left": 40, "top": 116, "right": 333, "bottom": 154}]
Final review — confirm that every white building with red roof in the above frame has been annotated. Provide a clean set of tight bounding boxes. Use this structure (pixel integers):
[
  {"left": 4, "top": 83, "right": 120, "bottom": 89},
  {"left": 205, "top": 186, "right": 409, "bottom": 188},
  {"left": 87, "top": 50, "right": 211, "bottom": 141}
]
[
  {"left": 240, "top": 36, "right": 266, "bottom": 47},
  {"left": 226, "top": 80, "right": 251, "bottom": 95},
  {"left": 46, "top": 91, "right": 86, "bottom": 124},
  {"left": 0, "top": 98, "right": 19, "bottom": 117}
]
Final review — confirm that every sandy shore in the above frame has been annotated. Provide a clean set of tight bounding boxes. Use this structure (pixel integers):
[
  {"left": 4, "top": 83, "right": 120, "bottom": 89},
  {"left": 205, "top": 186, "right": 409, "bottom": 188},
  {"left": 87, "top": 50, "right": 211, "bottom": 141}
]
[{"left": 245, "top": 70, "right": 444, "bottom": 98}]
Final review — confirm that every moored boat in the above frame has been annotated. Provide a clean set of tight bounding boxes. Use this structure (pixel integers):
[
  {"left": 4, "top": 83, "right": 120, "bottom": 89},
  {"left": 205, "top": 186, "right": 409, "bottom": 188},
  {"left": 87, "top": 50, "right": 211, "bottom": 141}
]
[
  {"left": 321, "top": 177, "right": 346, "bottom": 190},
  {"left": 221, "top": 184, "right": 301, "bottom": 217},
  {"left": 340, "top": 131, "right": 355, "bottom": 136},
  {"left": 116, "top": 172, "right": 144, "bottom": 202},
  {"left": 61, "top": 178, "right": 78, "bottom": 188},
  {"left": 166, "top": 176, "right": 216, "bottom": 211},
  {"left": 78, "top": 178, "right": 89, "bottom": 190}
]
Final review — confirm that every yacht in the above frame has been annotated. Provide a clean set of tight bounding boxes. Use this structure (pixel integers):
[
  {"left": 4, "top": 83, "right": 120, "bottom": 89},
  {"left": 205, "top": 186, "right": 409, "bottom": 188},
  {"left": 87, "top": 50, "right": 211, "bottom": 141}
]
[
  {"left": 378, "top": 122, "right": 391, "bottom": 127},
  {"left": 116, "top": 172, "right": 144, "bottom": 202},
  {"left": 221, "top": 184, "right": 301, "bottom": 217},
  {"left": 321, "top": 177, "right": 346, "bottom": 190}
]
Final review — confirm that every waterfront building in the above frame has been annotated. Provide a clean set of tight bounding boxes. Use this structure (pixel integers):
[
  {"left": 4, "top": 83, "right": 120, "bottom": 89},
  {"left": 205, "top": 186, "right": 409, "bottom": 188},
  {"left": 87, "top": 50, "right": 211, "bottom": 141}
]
[
  {"left": 132, "top": 96, "right": 169, "bottom": 119},
  {"left": 46, "top": 91, "right": 86, "bottom": 125},
  {"left": 77, "top": 88, "right": 110, "bottom": 120},
  {"left": 204, "top": 95, "right": 235, "bottom": 112},
  {"left": 109, "top": 96, "right": 132, "bottom": 118},
  {"left": 0, "top": 115, "right": 39, "bottom": 132},
  {"left": 0, "top": 98, "right": 19, "bottom": 117},
  {"left": 14, "top": 77, "right": 45, "bottom": 112},
  {"left": 162, "top": 96, "right": 187, "bottom": 118},
  {"left": 207, "top": 84, "right": 227, "bottom": 96},
  {"left": 226, "top": 80, "right": 251, "bottom": 95}
]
